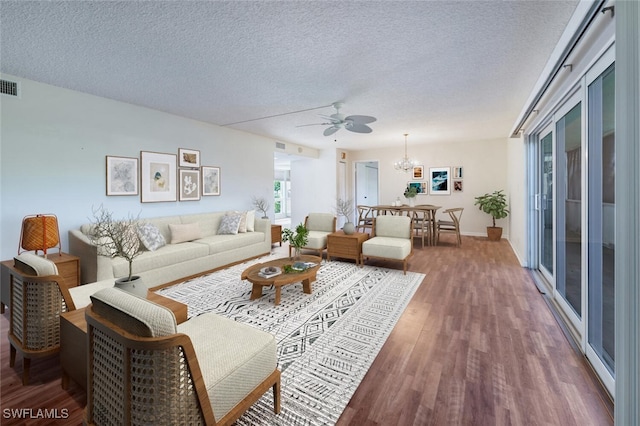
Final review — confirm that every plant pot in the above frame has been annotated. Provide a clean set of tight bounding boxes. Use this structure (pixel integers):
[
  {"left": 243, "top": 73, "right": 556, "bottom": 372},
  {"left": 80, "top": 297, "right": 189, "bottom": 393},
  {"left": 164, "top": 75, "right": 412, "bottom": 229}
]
[
  {"left": 115, "top": 276, "right": 147, "bottom": 298},
  {"left": 343, "top": 222, "right": 355, "bottom": 235},
  {"left": 406, "top": 197, "right": 416, "bottom": 207},
  {"left": 486, "top": 227, "right": 503, "bottom": 241}
]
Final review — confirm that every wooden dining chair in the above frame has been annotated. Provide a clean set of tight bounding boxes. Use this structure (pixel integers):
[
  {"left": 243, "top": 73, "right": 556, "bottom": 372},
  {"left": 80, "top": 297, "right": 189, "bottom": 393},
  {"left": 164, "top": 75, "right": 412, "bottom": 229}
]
[
  {"left": 356, "top": 205, "right": 374, "bottom": 233},
  {"left": 437, "top": 208, "right": 464, "bottom": 246},
  {"left": 411, "top": 209, "right": 432, "bottom": 248}
]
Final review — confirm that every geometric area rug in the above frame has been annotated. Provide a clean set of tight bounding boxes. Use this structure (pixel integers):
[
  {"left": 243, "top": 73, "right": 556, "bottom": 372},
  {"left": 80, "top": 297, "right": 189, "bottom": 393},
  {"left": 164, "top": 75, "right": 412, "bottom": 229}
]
[{"left": 157, "top": 258, "right": 425, "bottom": 425}]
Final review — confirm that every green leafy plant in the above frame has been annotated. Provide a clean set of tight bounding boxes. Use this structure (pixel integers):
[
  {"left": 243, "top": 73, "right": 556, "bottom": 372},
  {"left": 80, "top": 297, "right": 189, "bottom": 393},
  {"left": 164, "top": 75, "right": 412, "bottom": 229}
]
[
  {"left": 474, "top": 190, "right": 510, "bottom": 227},
  {"left": 88, "top": 205, "right": 142, "bottom": 282},
  {"left": 282, "top": 223, "right": 309, "bottom": 255},
  {"left": 404, "top": 185, "right": 418, "bottom": 198}
]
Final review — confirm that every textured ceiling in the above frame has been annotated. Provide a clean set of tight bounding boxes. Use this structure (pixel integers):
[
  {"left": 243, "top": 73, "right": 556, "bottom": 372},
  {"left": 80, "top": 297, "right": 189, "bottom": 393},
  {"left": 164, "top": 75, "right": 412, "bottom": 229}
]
[{"left": 0, "top": 1, "right": 578, "bottom": 151}]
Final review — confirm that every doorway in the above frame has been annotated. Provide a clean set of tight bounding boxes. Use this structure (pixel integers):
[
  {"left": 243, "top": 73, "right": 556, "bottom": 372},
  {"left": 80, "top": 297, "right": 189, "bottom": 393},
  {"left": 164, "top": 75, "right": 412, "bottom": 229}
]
[{"left": 354, "top": 161, "right": 379, "bottom": 207}]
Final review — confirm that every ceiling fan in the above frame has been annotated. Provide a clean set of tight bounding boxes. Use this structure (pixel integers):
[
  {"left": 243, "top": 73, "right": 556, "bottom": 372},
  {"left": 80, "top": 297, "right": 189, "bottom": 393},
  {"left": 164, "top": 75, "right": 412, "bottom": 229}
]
[{"left": 298, "top": 102, "right": 376, "bottom": 136}]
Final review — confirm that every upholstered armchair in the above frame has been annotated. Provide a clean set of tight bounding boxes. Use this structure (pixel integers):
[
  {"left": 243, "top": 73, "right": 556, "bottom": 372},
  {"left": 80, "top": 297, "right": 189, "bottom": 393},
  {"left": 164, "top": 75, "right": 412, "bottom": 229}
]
[
  {"left": 84, "top": 288, "right": 280, "bottom": 426},
  {"left": 289, "top": 213, "right": 336, "bottom": 259},
  {"left": 8, "top": 253, "right": 75, "bottom": 385},
  {"left": 361, "top": 215, "right": 413, "bottom": 274}
]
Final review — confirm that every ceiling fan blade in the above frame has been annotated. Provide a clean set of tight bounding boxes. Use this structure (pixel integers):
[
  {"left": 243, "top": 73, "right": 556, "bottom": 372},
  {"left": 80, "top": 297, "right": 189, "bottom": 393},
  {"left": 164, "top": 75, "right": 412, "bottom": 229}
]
[
  {"left": 296, "top": 122, "right": 331, "bottom": 128},
  {"left": 323, "top": 126, "right": 340, "bottom": 136},
  {"left": 345, "top": 115, "right": 377, "bottom": 124},
  {"left": 345, "top": 122, "right": 373, "bottom": 133}
]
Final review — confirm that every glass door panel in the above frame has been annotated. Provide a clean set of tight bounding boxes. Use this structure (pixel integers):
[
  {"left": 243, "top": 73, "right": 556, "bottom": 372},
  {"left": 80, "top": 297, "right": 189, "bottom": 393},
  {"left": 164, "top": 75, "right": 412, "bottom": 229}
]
[
  {"left": 556, "top": 103, "right": 582, "bottom": 317},
  {"left": 540, "top": 131, "right": 554, "bottom": 276},
  {"left": 588, "top": 64, "right": 615, "bottom": 375}
]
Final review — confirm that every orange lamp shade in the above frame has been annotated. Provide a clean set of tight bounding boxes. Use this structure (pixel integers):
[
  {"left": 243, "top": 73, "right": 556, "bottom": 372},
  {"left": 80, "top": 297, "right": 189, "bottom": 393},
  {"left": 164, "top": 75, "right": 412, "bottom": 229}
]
[{"left": 19, "top": 214, "right": 61, "bottom": 256}]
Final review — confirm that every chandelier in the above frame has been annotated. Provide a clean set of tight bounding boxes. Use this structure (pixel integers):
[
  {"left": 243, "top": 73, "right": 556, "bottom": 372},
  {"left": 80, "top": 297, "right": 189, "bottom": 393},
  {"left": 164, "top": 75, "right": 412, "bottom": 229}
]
[{"left": 394, "top": 133, "right": 416, "bottom": 172}]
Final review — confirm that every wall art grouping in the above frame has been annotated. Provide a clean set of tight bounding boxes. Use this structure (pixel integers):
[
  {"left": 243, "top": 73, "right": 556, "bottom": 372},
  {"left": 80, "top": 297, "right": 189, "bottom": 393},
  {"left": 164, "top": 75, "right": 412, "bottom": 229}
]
[
  {"left": 405, "top": 166, "right": 463, "bottom": 195},
  {"left": 106, "top": 149, "right": 220, "bottom": 202}
]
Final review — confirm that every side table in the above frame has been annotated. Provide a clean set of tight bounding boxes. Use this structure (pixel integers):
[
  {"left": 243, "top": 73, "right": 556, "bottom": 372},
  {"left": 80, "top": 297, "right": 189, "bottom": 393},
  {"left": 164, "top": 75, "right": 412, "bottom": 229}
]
[
  {"left": 327, "top": 231, "right": 369, "bottom": 266},
  {"left": 271, "top": 224, "right": 282, "bottom": 246},
  {"left": 1, "top": 252, "right": 80, "bottom": 313},
  {"left": 60, "top": 291, "right": 188, "bottom": 391}
]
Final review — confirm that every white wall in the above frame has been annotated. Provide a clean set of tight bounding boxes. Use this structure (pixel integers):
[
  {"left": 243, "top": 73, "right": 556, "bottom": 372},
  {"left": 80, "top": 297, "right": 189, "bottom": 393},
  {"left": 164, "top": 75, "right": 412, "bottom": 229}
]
[
  {"left": 289, "top": 148, "right": 337, "bottom": 229},
  {"left": 506, "top": 134, "right": 528, "bottom": 265},
  {"left": 0, "top": 76, "right": 275, "bottom": 260},
  {"left": 349, "top": 138, "right": 509, "bottom": 237}
]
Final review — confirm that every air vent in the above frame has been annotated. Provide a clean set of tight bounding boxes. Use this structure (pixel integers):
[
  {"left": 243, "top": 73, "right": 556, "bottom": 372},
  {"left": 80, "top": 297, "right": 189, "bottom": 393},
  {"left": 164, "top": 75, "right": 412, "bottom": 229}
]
[
  {"left": 0, "top": 79, "right": 19, "bottom": 97},
  {"left": 275, "top": 141, "right": 286, "bottom": 150}
]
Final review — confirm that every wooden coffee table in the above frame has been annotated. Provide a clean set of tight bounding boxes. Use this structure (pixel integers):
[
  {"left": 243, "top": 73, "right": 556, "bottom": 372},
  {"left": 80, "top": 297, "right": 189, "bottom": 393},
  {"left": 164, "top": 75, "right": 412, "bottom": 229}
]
[{"left": 241, "top": 255, "right": 322, "bottom": 305}]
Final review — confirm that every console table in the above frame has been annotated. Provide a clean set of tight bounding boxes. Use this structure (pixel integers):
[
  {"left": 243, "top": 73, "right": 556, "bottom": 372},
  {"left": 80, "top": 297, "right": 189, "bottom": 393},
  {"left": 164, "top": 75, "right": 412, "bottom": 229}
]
[{"left": 60, "top": 292, "right": 188, "bottom": 391}]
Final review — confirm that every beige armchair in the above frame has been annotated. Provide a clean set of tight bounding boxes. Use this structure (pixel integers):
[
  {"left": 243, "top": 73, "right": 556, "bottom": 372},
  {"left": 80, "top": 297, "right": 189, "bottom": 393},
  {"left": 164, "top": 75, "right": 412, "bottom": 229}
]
[
  {"left": 361, "top": 215, "right": 413, "bottom": 274},
  {"left": 289, "top": 213, "right": 336, "bottom": 258},
  {"left": 8, "top": 253, "right": 75, "bottom": 385},
  {"left": 84, "top": 287, "right": 280, "bottom": 426}
]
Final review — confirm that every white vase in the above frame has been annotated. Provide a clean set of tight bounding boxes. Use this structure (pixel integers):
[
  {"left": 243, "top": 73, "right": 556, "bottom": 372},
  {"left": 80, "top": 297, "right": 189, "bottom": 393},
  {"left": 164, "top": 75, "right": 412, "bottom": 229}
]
[
  {"left": 343, "top": 222, "right": 355, "bottom": 235},
  {"left": 406, "top": 197, "right": 416, "bottom": 207},
  {"left": 115, "top": 276, "right": 147, "bottom": 298}
]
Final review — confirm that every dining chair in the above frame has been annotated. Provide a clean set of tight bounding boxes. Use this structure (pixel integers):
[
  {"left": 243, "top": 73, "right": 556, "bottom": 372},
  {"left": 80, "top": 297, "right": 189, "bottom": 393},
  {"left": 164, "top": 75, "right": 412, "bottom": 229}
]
[
  {"left": 411, "top": 209, "right": 432, "bottom": 248},
  {"left": 437, "top": 208, "right": 464, "bottom": 246},
  {"left": 356, "top": 205, "right": 374, "bottom": 233}
]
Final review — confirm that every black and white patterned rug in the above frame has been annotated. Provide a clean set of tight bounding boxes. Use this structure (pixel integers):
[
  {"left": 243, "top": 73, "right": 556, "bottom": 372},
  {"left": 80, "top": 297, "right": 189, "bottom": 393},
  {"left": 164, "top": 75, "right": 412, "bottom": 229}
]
[{"left": 157, "top": 257, "right": 425, "bottom": 425}]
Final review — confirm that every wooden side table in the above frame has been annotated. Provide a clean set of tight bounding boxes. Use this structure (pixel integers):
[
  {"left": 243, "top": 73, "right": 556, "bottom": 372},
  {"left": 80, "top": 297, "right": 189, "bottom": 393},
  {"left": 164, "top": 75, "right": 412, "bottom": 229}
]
[
  {"left": 327, "top": 231, "right": 369, "bottom": 266},
  {"left": 271, "top": 224, "right": 282, "bottom": 246},
  {"left": 60, "top": 292, "right": 188, "bottom": 391},
  {"left": 0, "top": 252, "right": 80, "bottom": 313}
]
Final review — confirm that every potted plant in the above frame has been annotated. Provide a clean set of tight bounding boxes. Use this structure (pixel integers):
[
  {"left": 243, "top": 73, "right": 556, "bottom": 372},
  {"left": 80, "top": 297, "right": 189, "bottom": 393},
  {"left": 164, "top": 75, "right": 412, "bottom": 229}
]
[
  {"left": 88, "top": 205, "right": 146, "bottom": 296},
  {"left": 474, "top": 190, "right": 509, "bottom": 241},
  {"left": 282, "top": 223, "right": 309, "bottom": 260},
  {"left": 252, "top": 196, "right": 270, "bottom": 219},
  {"left": 404, "top": 185, "right": 418, "bottom": 207},
  {"left": 335, "top": 198, "right": 355, "bottom": 234}
]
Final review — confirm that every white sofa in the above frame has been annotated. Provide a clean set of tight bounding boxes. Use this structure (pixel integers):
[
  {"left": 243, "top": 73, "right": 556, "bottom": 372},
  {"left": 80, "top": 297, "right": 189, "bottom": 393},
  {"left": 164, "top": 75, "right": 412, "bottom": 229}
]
[{"left": 68, "top": 211, "right": 271, "bottom": 308}]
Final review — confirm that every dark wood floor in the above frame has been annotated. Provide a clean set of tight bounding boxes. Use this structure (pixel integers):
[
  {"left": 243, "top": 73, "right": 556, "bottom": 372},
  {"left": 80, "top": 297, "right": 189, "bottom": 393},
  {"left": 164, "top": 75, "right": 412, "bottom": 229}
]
[{"left": 1, "top": 236, "right": 613, "bottom": 425}]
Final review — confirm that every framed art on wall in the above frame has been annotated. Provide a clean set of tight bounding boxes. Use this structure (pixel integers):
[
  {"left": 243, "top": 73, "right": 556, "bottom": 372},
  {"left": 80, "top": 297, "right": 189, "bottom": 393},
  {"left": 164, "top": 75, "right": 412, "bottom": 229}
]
[
  {"left": 106, "top": 156, "right": 138, "bottom": 196},
  {"left": 178, "top": 148, "right": 200, "bottom": 168},
  {"left": 407, "top": 181, "right": 428, "bottom": 194},
  {"left": 412, "top": 165, "right": 424, "bottom": 180},
  {"left": 453, "top": 179, "right": 463, "bottom": 192},
  {"left": 141, "top": 151, "right": 177, "bottom": 203},
  {"left": 430, "top": 167, "right": 451, "bottom": 195},
  {"left": 179, "top": 169, "right": 200, "bottom": 201},
  {"left": 201, "top": 166, "right": 220, "bottom": 196},
  {"left": 454, "top": 166, "right": 463, "bottom": 179}
]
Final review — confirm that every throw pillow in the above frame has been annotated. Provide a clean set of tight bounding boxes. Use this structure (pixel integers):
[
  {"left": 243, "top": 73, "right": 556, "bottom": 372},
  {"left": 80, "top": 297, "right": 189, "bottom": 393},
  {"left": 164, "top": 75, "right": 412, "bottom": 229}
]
[
  {"left": 232, "top": 210, "right": 248, "bottom": 233},
  {"left": 246, "top": 210, "right": 256, "bottom": 232},
  {"left": 169, "top": 223, "right": 202, "bottom": 244},
  {"left": 218, "top": 214, "right": 242, "bottom": 235},
  {"left": 137, "top": 223, "right": 166, "bottom": 251}
]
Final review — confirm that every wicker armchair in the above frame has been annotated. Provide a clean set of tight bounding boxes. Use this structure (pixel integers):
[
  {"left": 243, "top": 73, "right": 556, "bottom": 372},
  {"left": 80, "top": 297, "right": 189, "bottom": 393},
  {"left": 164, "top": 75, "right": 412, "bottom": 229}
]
[
  {"left": 84, "top": 288, "right": 280, "bottom": 426},
  {"left": 8, "top": 253, "right": 75, "bottom": 385},
  {"left": 361, "top": 215, "right": 413, "bottom": 274}
]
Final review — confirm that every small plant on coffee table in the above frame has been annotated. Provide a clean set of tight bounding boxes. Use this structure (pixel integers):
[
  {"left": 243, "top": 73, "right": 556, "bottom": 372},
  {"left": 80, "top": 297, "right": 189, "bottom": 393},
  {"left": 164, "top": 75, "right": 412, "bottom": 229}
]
[{"left": 282, "top": 223, "right": 309, "bottom": 260}]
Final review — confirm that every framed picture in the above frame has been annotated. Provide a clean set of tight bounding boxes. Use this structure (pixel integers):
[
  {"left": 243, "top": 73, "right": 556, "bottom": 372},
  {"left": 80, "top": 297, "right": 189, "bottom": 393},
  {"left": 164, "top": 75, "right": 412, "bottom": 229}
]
[
  {"left": 453, "top": 179, "right": 463, "bottom": 192},
  {"left": 140, "top": 151, "right": 177, "bottom": 203},
  {"left": 106, "top": 156, "right": 138, "bottom": 196},
  {"left": 454, "top": 166, "right": 463, "bottom": 179},
  {"left": 179, "top": 169, "right": 200, "bottom": 201},
  {"left": 412, "top": 165, "right": 424, "bottom": 180},
  {"left": 430, "top": 167, "right": 451, "bottom": 195},
  {"left": 201, "top": 166, "right": 220, "bottom": 196},
  {"left": 178, "top": 148, "right": 200, "bottom": 168},
  {"left": 407, "top": 181, "right": 428, "bottom": 195}
]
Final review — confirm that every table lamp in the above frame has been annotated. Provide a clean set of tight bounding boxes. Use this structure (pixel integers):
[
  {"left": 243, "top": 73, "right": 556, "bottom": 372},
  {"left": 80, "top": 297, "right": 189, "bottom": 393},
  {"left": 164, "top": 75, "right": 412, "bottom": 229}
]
[{"left": 18, "top": 214, "right": 61, "bottom": 256}]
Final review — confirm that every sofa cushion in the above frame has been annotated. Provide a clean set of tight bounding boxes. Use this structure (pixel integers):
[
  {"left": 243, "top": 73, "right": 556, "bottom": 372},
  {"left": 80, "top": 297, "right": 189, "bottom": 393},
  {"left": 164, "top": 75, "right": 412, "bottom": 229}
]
[
  {"left": 169, "top": 223, "right": 202, "bottom": 244},
  {"left": 112, "top": 242, "right": 209, "bottom": 278},
  {"left": 90, "top": 287, "right": 177, "bottom": 337},
  {"left": 197, "top": 232, "right": 265, "bottom": 255},
  {"left": 305, "top": 231, "right": 330, "bottom": 250},
  {"left": 245, "top": 210, "right": 255, "bottom": 232},
  {"left": 14, "top": 252, "right": 59, "bottom": 276},
  {"left": 178, "top": 313, "right": 276, "bottom": 422},
  {"left": 137, "top": 223, "right": 166, "bottom": 251},
  {"left": 218, "top": 214, "right": 241, "bottom": 235}
]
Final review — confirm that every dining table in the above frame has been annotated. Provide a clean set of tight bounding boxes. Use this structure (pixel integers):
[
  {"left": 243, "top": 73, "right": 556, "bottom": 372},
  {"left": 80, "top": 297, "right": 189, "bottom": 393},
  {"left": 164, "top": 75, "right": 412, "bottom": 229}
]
[{"left": 370, "top": 204, "right": 441, "bottom": 246}]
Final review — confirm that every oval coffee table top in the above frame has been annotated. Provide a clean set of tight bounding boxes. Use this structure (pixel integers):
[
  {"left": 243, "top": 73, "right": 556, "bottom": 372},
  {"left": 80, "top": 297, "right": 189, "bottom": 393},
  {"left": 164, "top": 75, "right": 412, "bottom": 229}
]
[{"left": 241, "top": 255, "right": 322, "bottom": 285}]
